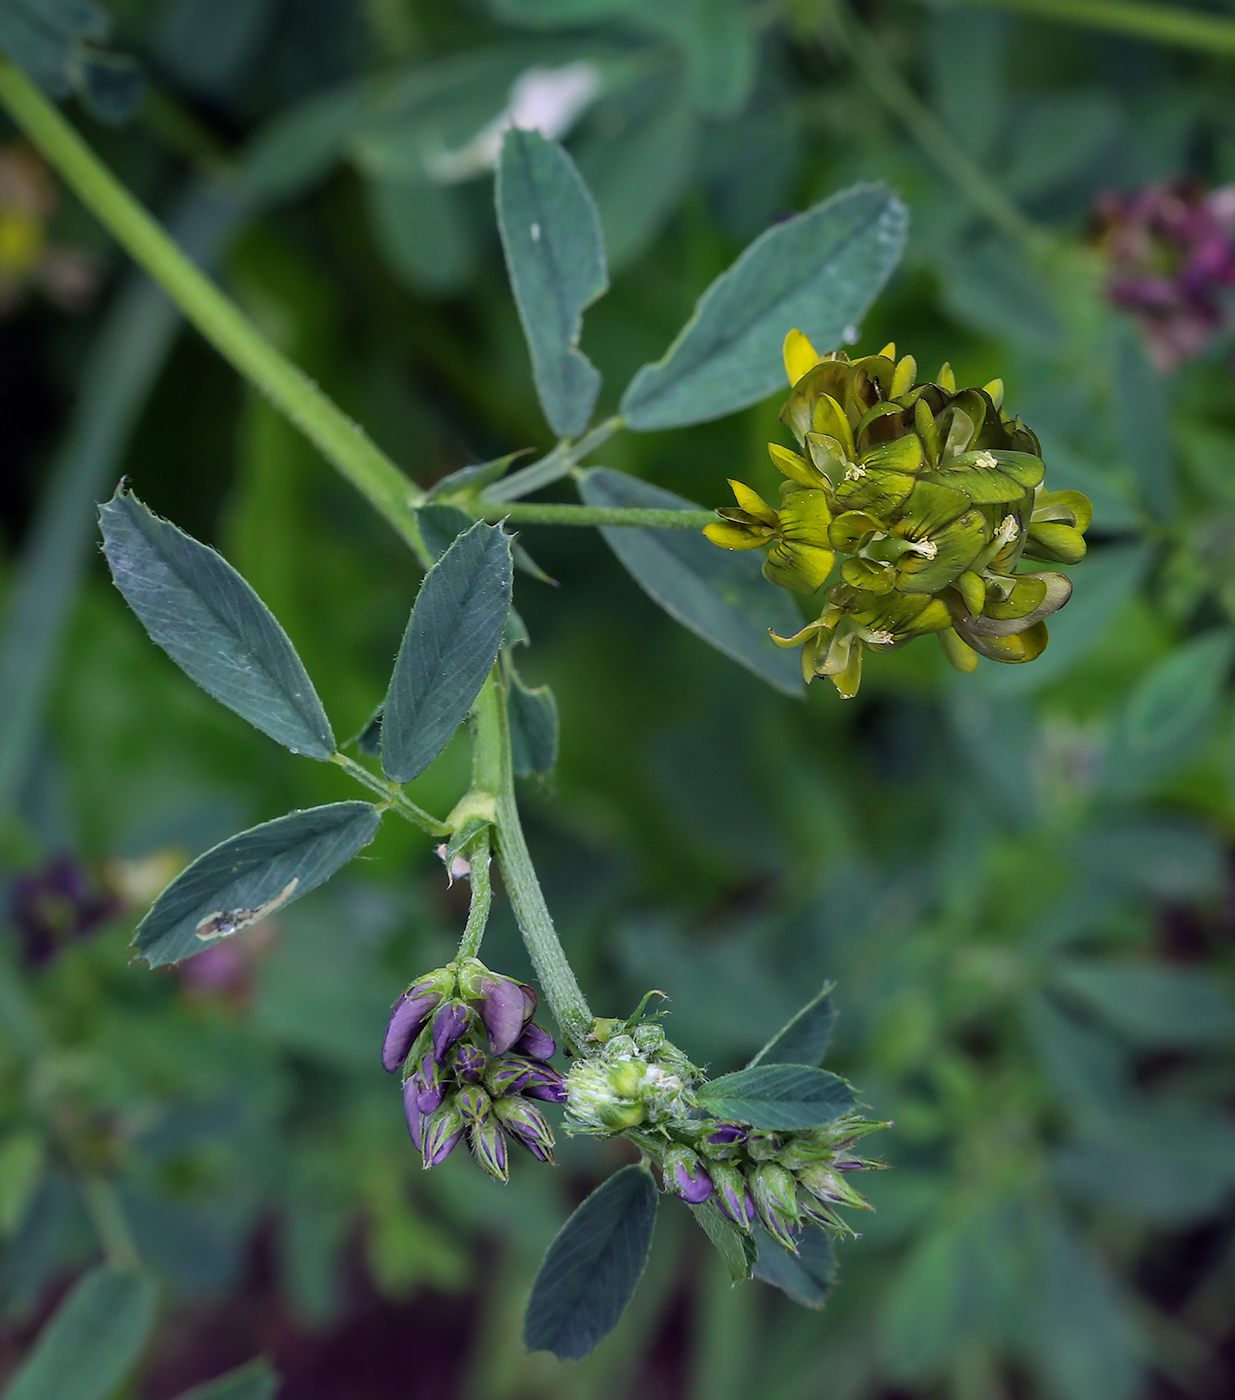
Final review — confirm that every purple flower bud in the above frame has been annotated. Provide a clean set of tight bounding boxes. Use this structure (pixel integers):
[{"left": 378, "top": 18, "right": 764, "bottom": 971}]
[
  {"left": 479, "top": 977, "right": 530, "bottom": 1055},
  {"left": 469, "top": 1119, "right": 509, "bottom": 1181},
  {"left": 515, "top": 1022, "right": 557, "bottom": 1062},
  {"left": 485, "top": 1056, "right": 535, "bottom": 1098},
  {"left": 494, "top": 1097, "right": 555, "bottom": 1164},
  {"left": 455, "top": 1084, "right": 492, "bottom": 1125},
  {"left": 381, "top": 991, "right": 438, "bottom": 1073},
  {"left": 522, "top": 1066, "right": 567, "bottom": 1105},
  {"left": 413, "top": 1056, "right": 444, "bottom": 1114},
  {"left": 402, "top": 1076, "right": 424, "bottom": 1149},
  {"left": 751, "top": 1164, "right": 800, "bottom": 1250},
  {"left": 452, "top": 1042, "right": 487, "bottom": 1083},
  {"left": 664, "top": 1146, "right": 713, "bottom": 1205},
  {"left": 422, "top": 1099, "right": 464, "bottom": 1168},
  {"left": 702, "top": 1124, "right": 747, "bottom": 1159},
  {"left": 432, "top": 1002, "right": 471, "bottom": 1061},
  {"left": 710, "top": 1163, "right": 756, "bottom": 1230}
]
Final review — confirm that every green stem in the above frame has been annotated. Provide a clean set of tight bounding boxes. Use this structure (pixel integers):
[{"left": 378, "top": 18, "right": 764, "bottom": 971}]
[
  {"left": 0, "top": 57, "right": 430, "bottom": 564},
  {"left": 473, "top": 671, "right": 593, "bottom": 1049},
  {"left": 330, "top": 752, "right": 451, "bottom": 837},
  {"left": 833, "top": 5, "right": 1041, "bottom": 251},
  {"left": 80, "top": 1176, "right": 140, "bottom": 1271},
  {"left": 457, "top": 826, "right": 492, "bottom": 960},
  {"left": 955, "top": 0, "right": 1235, "bottom": 54},
  {"left": 481, "top": 502, "right": 715, "bottom": 530},
  {"left": 485, "top": 416, "right": 625, "bottom": 502}
]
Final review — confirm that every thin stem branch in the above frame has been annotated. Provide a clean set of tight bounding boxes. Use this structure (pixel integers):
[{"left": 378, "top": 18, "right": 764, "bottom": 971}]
[
  {"left": 330, "top": 752, "right": 451, "bottom": 837},
  {"left": 0, "top": 58, "right": 430, "bottom": 565},
  {"left": 957, "top": 0, "right": 1235, "bottom": 55},
  {"left": 80, "top": 1176, "right": 140, "bottom": 1271},
  {"left": 832, "top": 4, "right": 1042, "bottom": 252},
  {"left": 473, "top": 672, "right": 593, "bottom": 1050},
  {"left": 457, "top": 826, "right": 492, "bottom": 960},
  {"left": 486, "top": 416, "right": 624, "bottom": 502},
  {"left": 480, "top": 502, "right": 715, "bottom": 530}
]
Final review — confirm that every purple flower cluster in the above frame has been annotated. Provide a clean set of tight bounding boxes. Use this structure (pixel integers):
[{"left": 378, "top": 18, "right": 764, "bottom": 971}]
[
  {"left": 1095, "top": 180, "right": 1235, "bottom": 370},
  {"left": 382, "top": 959, "right": 564, "bottom": 1181},
  {"left": 7, "top": 856, "right": 116, "bottom": 968}
]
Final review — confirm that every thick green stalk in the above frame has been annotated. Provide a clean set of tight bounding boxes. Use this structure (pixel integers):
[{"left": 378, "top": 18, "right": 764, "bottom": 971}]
[
  {"left": 457, "top": 826, "right": 492, "bottom": 960},
  {"left": 473, "top": 672, "right": 593, "bottom": 1049},
  {"left": 0, "top": 57, "right": 429, "bottom": 562},
  {"left": 957, "top": 0, "right": 1235, "bottom": 54},
  {"left": 481, "top": 502, "right": 715, "bottom": 530}
]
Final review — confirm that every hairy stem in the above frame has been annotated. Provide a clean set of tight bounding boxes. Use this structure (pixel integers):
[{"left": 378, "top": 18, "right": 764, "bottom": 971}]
[
  {"left": 330, "top": 753, "right": 451, "bottom": 837},
  {"left": 956, "top": 0, "right": 1235, "bottom": 54},
  {"left": 457, "top": 826, "right": 493, "bottom": 960},
  {"left": 481, "top": 502, "right": 715, "bottom": 530},
  {"left": 485, "top": 416, "right": 625, "bottom": 502},
  {"left": 473, "top": 672, "right": 593, "bottom": 1049},
  {"left": 0, "top": 58, "right": 429, "bottom": 563}
]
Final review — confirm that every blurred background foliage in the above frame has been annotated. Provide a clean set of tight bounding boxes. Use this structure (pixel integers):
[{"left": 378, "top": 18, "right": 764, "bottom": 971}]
[{"left": 2, "top": 0, "right": 1235, "bottom": 1396}]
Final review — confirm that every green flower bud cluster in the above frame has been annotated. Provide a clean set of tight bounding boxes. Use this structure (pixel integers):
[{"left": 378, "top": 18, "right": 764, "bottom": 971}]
[
  {"left": 705, "top": 332, "right": 1093, "bottom": 697},
  {"left": 563, "top": 1021, "right": 699, "bottom": 1134}
]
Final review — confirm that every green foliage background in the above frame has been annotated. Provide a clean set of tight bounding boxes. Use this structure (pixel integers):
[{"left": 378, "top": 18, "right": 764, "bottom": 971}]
[{"left": 2, "top": 0, "right": 1235, "bottom": 1397}]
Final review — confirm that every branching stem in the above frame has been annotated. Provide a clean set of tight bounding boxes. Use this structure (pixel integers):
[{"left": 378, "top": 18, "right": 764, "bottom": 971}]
[
  {"left": 486, "top": 416, "right": 625, "bottom": 502},
  {"left": 330, "top": 753, "right": 451, "bottom": 837}
]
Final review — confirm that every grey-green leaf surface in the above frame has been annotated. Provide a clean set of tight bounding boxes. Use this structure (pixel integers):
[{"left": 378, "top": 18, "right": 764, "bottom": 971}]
[
  {"left": 99, "top": 488, "right": 335, "bottom": 759},
  {"left": 690, "top": 1201, "right": 756, "bottom": 1282},
  {"left": 0, "top": 1265, "right": 158, "bottom": 1400},
  {"left": 579, "top": 469, "right": 803, "bottom": 694},
  {"left": 698, "top": 1065, "right": 857, "bottom": 1130},
  {"left": 240, "top": 82, "right": 365, "bottom": 202},
  {"left": 134, "top": 802, "right": 382, "bottom": 968},
  {"left": 524, "top": 1164, "right": 658, "bottom": 1360},
  {"left": 0, "top": 0, "right": 107, "bottom": 95},
  {"left": 1122, "top": 629, "right": 1235, "bottom": 754},
  {"left": 1053, "top": 960, "right": 1235, "bottom": 1048},
  {"left": 381, "top": 521, "right": 513, "bottom": 783},
  {"left": 173, "top": 1360, "right": 278, "bottom": 1400},
  {"left": 497, "top": 129, "right": 607, "bottom": 438},
  {"left": 1111, "top": 319, "right": 1173, "bottom": 518},
  {"left": 619, "top": 183, "right": 906, "bottom": 430},
  {"left": 747, "top": 981, "right": 836, "bottom": 1068},
  {"left": 752, "top": 1225, "right": 836, "bottom": 1307},
  {"left": 507, "top": 660, "right": 559, "bottom": 777}
]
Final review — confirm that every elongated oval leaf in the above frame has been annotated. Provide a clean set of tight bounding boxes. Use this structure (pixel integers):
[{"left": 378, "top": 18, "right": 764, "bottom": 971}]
[
  {"left": 752, "top": 1225, "right": 837, "bottom": 1307},
  {"left": 135, "top": 802, "right": 382, "bottom": 967},
  {"left": 173, "top": 1360, "right": 278, "bottom": 1400},
  {"left": 698, "top": 1064, "right": 857, "bottom": 1130},
  {"left": 747, "top": 981, "right": 836, "bottom": 1068},
  {"left": 1, "top": 1265, "right": 158, "bottom": 1400},
  {"left": 498, "top": 129, "right": 607, "bottom": 438},
  {"left": 1123, "top": 629, "right": 1235, "bottom": 754},
  {"left": 579, "top": 469, "right": 803, "bottom": 694},
  {"left": 524, "top": 1164, "right": 658, "bottom": 1360},
  {"left": 99, "top": 488, "right": 334, "bottom": 759},
  {"left": 381, "top": 521, "right": 513, "bottom": 783},
  {"left": 619, "top": 184, "right": 907, "bottom": 430},
  {"left": 1053, "top": 960, "right": 1235, "bottom": 1048},
  {"left": 507, "top": 661, "right": 559, "bottom": 777}
]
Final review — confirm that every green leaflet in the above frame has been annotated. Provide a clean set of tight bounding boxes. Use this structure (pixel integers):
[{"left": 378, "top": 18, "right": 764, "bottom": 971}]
[
  {"left": 747, "top": 982, "right": 836, "bottom": 1068},
  {"left": 689, "top": 1200, "right": 756, "bottom": 1282},
  {"left": 1122, "top": 629, "right": 1235, "bottom": 754},
  {"left": 365, "top": 174, "right": 477, "bottom": 298},
  {"left": 134, "top": 802, "right": 382, "bottom": 968},
  {"left": 240, "top": 81, "right": 365, "bottom": 202},
  {"left": 98, "top": 488, "right": 335, "bottom": 760},
  {"left": 697, "top": 1064, "right": 857, "bottom": 1130},
  {"left": 1111, "top": 315, "right": 1174, "bottom": 519},
  {"left": 752, "top": 1225, "right": 836, "bottom": 1307},
  {"left": 0, "top": 1265, "right": 158, "bottom": 1400},
  {"left": 172, "top": 1360, "right": 279, "bottom": 1400},
  {"left": 524, "top": 1164, "right": 658, "bottom": 1360},
  {"left": 579, "top": 469, "right": 803, "bottom": 695},
  {"left": 0, "top": 0, "right": 106, "bottom": 96},
  {"left": 1053, "top": 959, "right": 1235, "bottom": 1049},
  {"left": 506, "top": 655, "right": 559, "bottom": 777},
  {"left": 497, "top": 129, "right": 607, "bottom": 438},
  {"left": 620, "top": 183, "right": 906, "bottom": 430},
  {"left": 381, "top": 521, "right": 513, "bottom": 784}
]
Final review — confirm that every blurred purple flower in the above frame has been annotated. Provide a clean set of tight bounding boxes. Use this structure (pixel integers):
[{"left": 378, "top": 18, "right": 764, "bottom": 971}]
[{"left": 7, "top": 856, "right": 115, "bottom": 968}]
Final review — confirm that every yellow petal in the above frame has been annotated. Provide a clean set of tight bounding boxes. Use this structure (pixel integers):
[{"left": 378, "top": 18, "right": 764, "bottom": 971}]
[
  {"left": 763, "top": 540, "right": 835, "bottom": 593},
  {"left": 890, "top": 354, "right": 917, "bottom": 398},
  {"left": 939, "top": 627, "right": 979, "bottom": 673},
  {"left": 878, "top": 342, "right": 897, "bottom": 360},
  {"left": 768, "top": 442, "right": 821, "bottom": 488},
  {"left": 937, "top": 362, "right": 956, "bottom": 392},
  {"left": 704, "top": 520, "right": 766, "bottom": 550},
  {"left": 982, "top": 377, "right": 1005, "bottom": 410},
  {"left": 727, "top": 478, "right": 777, "bottom": 522},
  {"left": 783, "top": 328, "right": 820, "bottom": 385}
]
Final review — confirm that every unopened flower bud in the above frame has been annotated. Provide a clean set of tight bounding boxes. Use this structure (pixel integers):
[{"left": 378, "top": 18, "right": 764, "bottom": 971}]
[
  {"left": 402, "top": 1076, "right": 424, "bottom": 1149},
  {"left": 521, "top": 1064, "right": 567, "bottom": 1104},
  {"left": 773, "top": 1136, "right": 833, "bottom": 1171},
  {"left": 796, "top": 1163, "right": 872, "bottom": 1211},
  {"left": 381, "top": 990, "right": 439, "bottom": 1073},
  {"left": 604, "top": 1034, "right": 638, "bottom": 1059},
  {"left": 422, "top": 1098, "right": 465, "bottom": 1168},
  {"left": 631, "top": 1024, "right": 666, "bottom": 1055},
  {"left": 701, "top": 1124, "right": 747, "bottom": 1159},
  {"left": 664, "top": 1145, "right": 713, "bottom": 1205},
  {"left": 494, "top": 1096, "right": 555, "bottom": 1163},
  {"left": 710, "top": 1162, "right": 756, "bottom": 1230},
  {"left": 469, "top": 1117, "right": 510, "bottom": 1181},
  {"left": 746, "top": 1131, "right": 782, "bottom": 1162},
  {"left": 452, "top": 1042, "right": 487, "bottom": 1083},
  {"left": 455, "top": 1084, "right": 492, "bottom": 1125},
  {"left": 515, "top": 1022, "right": 557, "bottom": 1061},
  {"left": 751, "top": 1163, "right": 801, "bottom": 1250},
  {"left": 412, "top": 1054, "right": 445, "bottom": 1114},
  {"left": 485, "top": 1055, "right": 536, "bottom": 1098},
  {"left": 432, "top": 1001, "right": 471, "bottom": 1061}
]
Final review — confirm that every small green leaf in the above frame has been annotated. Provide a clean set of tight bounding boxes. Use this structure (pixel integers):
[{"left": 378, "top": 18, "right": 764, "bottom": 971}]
[
  {"left": 382, "top": 521, "right": 513, "bottom": 784},
  {"left": 579, "top": 469, "right": 803, "bottom": 694},
  {"left": 365, "top": 173, "right": 477, "bottom": 298},
  {"left": 1053, "top": 960, "right": 1235, "bottom": 1048},
  {"left": 747, "top": 982, "right": 836, "bottom": 1068},
  {"left": 1122, "top": 629, "right": 1235, "bottom": 754},
  {"left": 134, "top": 802, "right": 382, "bottom": 968},
  {"left": 752, "top": 1225, "right": 836, "bottom": 1307},
  {"left": 424, "top": 452, "right": 526, "bottom": 504},
  {"left": 0, "top": 1265, "right": 158, "bottom": 1400},
  {"left": 0, "top": 0, "right": 107, "bottom": 96},
  {"left": 240, "top": 82, "right": 365, "bottom": 202},
  {"left": 689, "top": 1200, "right": 756, "bottom": 1282},
  {"left": 506, "top": 657, "right": 559, "bottom": 777},
  {"left": 619, "top": 184, "right": 906, "bottom": 430},
  {"left": 172, "top": 1360, "right": 278, "bottom": 1400},
  {"left": 524, "top": 1164, "right": 658, "bottom": 1361},
  {"left": 99, "top": 488, "right": 335, "bottom": 759},
  {"left": 698, "top": 1065, "right": 857, "bottom": 1130},
  {"left": 497, "top": 129, "right": 607, "bottom": 438}
]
